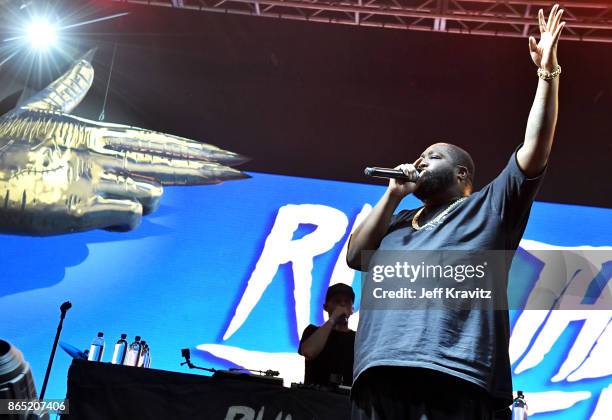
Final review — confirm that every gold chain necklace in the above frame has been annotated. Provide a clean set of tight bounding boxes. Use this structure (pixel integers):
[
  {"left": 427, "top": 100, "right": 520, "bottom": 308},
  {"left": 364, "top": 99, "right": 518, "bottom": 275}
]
[{"left": 411, "top": 197, "right": 467, "bottom": 231}]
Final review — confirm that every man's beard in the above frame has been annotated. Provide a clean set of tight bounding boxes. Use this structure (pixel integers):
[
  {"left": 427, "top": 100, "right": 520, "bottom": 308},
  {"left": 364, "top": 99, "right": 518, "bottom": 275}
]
[{"left": 413, "top": 168, "right": 455, "bottom": 201}]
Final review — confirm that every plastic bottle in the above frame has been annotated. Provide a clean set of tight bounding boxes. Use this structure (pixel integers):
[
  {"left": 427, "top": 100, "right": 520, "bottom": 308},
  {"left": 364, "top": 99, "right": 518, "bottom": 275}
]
[
  {"left": 87, "top": 332, "right": 105, "bottom": 362},
  {"left": 138, "top": 341, "right": 149, "bottom": 368},
  {"left": 511, "top": 390, "right": 528, "bottom": 420},
  {"left": 144, "top": 345, "right": 152, "bottom": 368},
  {"left": 111, "top": 333, "right": 128, "bottom": 365},
  {"left": 124, "top": 336, "right": 141, "bottom": 366}
]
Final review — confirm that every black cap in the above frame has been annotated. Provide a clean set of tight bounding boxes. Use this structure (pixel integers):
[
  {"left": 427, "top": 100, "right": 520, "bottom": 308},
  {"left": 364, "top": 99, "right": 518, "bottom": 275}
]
[{"left": 325, "top": 283, "right": 355, "bottom": 303}]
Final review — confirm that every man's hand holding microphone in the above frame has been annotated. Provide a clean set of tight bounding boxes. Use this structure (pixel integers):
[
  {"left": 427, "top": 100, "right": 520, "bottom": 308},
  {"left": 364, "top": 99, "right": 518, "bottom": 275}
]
[
  {"left": 387, "top": 161, "right": 421, "bottom": 198},
  {"left": 364, "top": 158, "right": 422, "bottom": 198},
  {"left": 330, "top": 304, "right": 353, "bottom": 326}
]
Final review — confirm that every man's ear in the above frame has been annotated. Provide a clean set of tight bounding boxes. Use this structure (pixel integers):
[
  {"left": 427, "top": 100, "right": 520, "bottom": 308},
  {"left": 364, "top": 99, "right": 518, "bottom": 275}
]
[
  {"left": 323, "top": 302, "right": 330, "bottom": 313},
  {"left": 456, "top": 165, "right": 468, "bottom": 182}
]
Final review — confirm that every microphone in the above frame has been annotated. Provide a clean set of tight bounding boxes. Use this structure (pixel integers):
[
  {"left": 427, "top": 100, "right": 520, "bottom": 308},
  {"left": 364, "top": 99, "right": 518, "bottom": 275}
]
[
  {"left": 60, "top": 301, "right": 72, "bottom": 314},
  {"left": 41, "top": 301, "right": 73, "bottom": 399},
  {"left": 364, "top": 167, "right": 420, "bottom": 182}
]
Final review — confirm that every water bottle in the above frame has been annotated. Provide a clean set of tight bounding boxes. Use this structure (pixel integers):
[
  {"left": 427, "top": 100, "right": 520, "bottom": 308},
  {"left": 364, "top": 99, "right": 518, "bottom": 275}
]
[
  {"left": 111, "top": 333, "right": 128, "bottom": 365},
  {"left": 138, "top": 342, "right": 150, "bottom": 368},
  {"left": 124, "top": 336, "right": 141, "bottom": 366},
  {"left": 87, "top": 332, "right": 105, "bottom": 362},
  {"left": 511, "top": 390, "right": 528, "bottom": 420},
  {"left": 145, "top": 345, "right": 152, "bottom": 368},
  {"left": 137, "top": 341, "right": 147, "bottom": 367}
]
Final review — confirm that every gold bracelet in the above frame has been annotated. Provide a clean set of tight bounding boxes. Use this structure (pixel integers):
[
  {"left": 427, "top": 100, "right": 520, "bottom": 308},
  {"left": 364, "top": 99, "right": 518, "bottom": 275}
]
[{"left": 537, "top": 65, "right": 562, "bottom": 80}]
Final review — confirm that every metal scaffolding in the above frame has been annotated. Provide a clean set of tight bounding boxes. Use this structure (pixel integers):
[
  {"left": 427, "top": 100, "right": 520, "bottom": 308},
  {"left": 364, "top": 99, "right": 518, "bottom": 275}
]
[{"left": 114, "top": 0, "right": 612, "bottom": 43}]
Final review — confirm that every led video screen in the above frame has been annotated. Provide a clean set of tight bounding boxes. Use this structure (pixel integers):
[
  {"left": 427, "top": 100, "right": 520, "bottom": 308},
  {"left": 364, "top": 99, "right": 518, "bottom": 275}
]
[{"left": 1, "top": 171, "right": 611, "bottom": 419}]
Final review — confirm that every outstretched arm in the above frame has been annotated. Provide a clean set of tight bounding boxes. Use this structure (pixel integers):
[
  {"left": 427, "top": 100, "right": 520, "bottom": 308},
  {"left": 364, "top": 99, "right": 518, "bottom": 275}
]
[{"left": 517, "top": 4, "right": 566, "bottom": 177}]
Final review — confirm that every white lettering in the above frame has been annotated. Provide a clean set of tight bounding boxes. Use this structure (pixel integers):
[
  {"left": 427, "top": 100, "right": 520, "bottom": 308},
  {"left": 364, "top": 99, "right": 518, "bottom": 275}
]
[{"left": 223, "top": 204, "right": 348, "bottom": 340}]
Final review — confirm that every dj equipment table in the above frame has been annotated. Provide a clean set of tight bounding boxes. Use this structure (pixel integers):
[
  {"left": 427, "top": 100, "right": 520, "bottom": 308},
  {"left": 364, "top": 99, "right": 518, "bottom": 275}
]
[{"left": 62, "top": 359, "right": 350, "bottom": 420}]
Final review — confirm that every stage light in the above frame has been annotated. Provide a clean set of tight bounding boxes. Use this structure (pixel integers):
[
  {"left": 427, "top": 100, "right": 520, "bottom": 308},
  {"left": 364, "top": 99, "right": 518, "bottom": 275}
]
[
  {"left": 0, "top": 339, "right": 49, "bottom": 419},
  {"left": 25, "top": 18, "right": 57, "bottom": 50},
  {"left": 0, "top": 339, "right": 50, "bottom": 418}
]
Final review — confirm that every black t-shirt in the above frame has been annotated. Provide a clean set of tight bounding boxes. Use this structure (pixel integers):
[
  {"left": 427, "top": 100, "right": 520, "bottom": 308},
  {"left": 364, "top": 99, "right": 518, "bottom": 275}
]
[
  {"left": 353, "top": 149, "right": 545, "bottom": 408},
  {"left": 299, "top": 324, "right": 356, "bottom": 386}
]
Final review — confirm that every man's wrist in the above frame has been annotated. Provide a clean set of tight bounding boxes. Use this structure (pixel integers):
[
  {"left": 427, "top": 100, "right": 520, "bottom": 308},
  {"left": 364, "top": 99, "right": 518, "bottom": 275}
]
[
  {"left": 537, "top": 64, "right": 561, "bottom": 80},
  {"left": 384, "top": 189, "right": 406, "bottom": 204}
]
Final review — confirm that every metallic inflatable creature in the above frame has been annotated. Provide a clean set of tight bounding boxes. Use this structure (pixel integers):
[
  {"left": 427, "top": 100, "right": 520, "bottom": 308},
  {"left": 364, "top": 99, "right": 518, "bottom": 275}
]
[{"left": 0, "top": 51, "right": 249, "bottom": 235}]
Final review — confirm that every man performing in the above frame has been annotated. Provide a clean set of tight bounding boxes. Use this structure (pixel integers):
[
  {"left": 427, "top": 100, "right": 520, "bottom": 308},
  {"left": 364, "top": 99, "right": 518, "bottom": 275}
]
[
  {"left": 298, "top": 283, "right": 356, "bottom": 387},
  {"left": 346, "top": 5, "right": 565, "bottom": 420}
]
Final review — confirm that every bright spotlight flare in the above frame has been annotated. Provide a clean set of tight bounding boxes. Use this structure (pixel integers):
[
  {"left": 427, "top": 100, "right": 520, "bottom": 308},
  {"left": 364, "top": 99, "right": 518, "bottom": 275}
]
[
  {"left": 1, "top": 11, "right": 129, "bottom": 56},
  {"left": 26, "top": 18, "right": 58, "bottom": 49}
]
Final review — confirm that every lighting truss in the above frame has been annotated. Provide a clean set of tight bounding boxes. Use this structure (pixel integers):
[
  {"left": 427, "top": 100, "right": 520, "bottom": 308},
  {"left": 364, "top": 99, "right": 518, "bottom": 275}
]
[{"left": 113, "top": 0, "right": 612, "bottom": 43}]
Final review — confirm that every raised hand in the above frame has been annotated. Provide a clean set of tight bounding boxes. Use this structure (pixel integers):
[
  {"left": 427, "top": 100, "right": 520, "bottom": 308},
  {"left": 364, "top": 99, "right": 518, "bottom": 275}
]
[
  {"left": 0, "top": 50, "right": 249, "bottom": 235},
  {"left": 529, "top": 4, "right": 566, "bottom": 72}
]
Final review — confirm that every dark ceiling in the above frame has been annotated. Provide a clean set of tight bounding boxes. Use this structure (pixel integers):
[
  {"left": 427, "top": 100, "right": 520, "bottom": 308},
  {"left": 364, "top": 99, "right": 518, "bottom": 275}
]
[{"left": 1, "top": 1, "right": 611, "bottom": 208}]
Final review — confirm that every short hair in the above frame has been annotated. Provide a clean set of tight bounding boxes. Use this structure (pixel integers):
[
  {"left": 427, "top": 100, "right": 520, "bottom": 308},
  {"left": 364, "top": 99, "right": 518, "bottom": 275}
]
[
  {"left": 441, "top": 143, "right": 475, "bottom": 188},
  {"left": 325, "top": 283, "right": 355, "bottom": 303}
]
